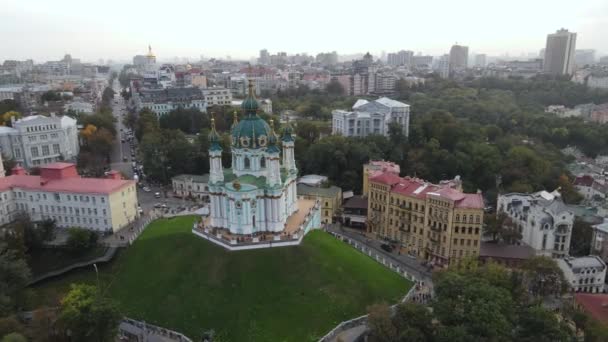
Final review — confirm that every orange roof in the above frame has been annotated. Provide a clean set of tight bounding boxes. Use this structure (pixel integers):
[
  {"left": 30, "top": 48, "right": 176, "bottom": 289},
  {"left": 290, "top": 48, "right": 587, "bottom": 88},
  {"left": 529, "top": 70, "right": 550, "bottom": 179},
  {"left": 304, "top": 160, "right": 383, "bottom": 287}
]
[{"left": 575, "top": 293, "right": 608, "bottom": 324}]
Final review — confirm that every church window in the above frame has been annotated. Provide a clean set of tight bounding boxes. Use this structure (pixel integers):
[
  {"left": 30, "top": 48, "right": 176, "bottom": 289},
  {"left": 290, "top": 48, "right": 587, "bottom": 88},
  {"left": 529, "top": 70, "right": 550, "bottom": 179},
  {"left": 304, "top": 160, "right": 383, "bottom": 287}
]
[
  {"left": 260, "top": 157, "right": 266, "bottom": 168},
  {"left": 244, "top": 157, "right": 251, "bottom": 169}
]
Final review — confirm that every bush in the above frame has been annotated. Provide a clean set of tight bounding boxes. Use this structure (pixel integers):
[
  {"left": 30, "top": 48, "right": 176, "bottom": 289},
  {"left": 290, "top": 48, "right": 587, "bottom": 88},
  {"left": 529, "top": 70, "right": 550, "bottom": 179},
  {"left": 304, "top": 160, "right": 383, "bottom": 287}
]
[
  {"left": 1, "top": 333, "right": 27, "bottom": 342},
  {"left": 66, "top": 228, "right": 98, "bottom": 255}
]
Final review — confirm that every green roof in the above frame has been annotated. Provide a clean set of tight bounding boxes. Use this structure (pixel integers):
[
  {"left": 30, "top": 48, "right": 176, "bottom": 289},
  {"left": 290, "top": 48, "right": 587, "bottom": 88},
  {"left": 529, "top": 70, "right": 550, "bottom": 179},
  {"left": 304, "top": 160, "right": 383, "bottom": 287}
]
[{"left": 297, "top": 183, "right": 342, "bottom": 198}]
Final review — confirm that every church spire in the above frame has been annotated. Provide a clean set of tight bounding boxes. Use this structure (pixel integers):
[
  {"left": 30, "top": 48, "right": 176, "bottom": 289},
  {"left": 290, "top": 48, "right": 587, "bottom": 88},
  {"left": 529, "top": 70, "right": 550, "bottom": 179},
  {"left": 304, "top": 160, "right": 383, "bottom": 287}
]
[{"left": 208, "top": 114, "right": 222, "bottom": 152}]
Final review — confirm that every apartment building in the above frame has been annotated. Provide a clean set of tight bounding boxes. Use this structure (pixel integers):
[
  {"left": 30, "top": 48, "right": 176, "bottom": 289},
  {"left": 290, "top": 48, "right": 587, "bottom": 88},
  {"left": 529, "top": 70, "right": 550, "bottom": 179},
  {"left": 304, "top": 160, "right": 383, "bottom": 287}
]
[
  {"left": 367, "top": 171, "right": 484, "bottom": 267},
  {"left": 0, "top": 160, "right": 138, "bottom": 232},
  {"left": 0, "top": 114, "right": 79, "bottom": 168}
]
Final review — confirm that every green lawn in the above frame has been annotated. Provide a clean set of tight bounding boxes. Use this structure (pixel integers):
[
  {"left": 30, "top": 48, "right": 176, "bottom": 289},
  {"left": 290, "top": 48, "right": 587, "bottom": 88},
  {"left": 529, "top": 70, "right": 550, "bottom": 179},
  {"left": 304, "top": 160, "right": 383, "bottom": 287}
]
[{"left": 31, "top": 216, "right": 410, "bottom": 341}]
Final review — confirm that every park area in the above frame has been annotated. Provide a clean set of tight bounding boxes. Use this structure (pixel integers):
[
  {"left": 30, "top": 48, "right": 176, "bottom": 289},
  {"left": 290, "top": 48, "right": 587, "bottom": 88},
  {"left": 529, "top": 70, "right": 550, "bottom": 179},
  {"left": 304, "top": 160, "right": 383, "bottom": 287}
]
[{"left": 29, "top": 216, "right": 411, "bottom": 341}]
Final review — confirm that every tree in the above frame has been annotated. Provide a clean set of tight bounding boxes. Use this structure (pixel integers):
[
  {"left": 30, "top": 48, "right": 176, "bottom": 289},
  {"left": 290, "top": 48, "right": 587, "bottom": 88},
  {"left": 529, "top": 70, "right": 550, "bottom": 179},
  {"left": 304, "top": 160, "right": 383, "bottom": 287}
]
[
  {"left": 1, "top": 155, "right": 16, "bottom": 176},
  {"left": 41, "top": 91, "right": 61, "bottom": 102},
  {"left": 66, "top": 228, "right": 98, "bottom": 255},
  {"left": 570, "top": 219, "right": 593, "bottom": 257},
  {"left": 0, "top": 242, "right": 31, "bottom": 315},
  {"left": 366, "top": 303, "right": 396, "bottom": 342},
  {"left": 0, "top": 111, "right": 21, "bottom": 127},
  {"left": 516, "top": 306, "right": 573, "bottom": 342},
  {"left": 1, "top": 333, "right": 27, "bottom": 342},
  {"left": 557, "top": 174, "right": 583, "bottom": 204},
  {"left": 483, "top": 212, "right": 522, "bottom": 244},
  {"left": 392, "top": 303, "right": 434, "bottom": 341},
  {"left": 521, "top": 256, "right": 568, "bottom": 299},
  {"left": 326, "top": 79, "right": 345, "bottom": 96},
  {"left": 59, "top": 284, "right": 121, "bottom": 342}
]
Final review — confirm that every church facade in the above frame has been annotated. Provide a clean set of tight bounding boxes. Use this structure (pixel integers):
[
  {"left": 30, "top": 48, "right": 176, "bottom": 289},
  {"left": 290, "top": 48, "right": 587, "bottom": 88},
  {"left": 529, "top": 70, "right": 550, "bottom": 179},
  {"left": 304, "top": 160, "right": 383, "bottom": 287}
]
[{"left": 207, "top": 80, "right": 298, "bottom": 235}]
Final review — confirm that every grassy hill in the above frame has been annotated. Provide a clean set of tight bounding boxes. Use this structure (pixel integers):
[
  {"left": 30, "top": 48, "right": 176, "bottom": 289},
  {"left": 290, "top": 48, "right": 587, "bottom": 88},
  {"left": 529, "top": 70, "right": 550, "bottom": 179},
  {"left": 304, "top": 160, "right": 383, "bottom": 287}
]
[{"left": 30, "top": 216, "right": 411, "bottom": 341}]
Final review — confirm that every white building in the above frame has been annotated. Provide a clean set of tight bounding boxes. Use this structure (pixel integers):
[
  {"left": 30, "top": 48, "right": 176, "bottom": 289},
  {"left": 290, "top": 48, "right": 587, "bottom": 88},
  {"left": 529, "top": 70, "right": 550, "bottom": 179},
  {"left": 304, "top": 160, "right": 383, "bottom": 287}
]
[
  {"left": 587, "top": 74, "right": 608, "bottom": 90},
  {"left": 497, "top": 190, "right": 574, "bottom": 258},
  {"left": 557, "top": 256, "right": 606, "bottom": 293},
  {"left": 0, "top": 160, "right": 139, "bottom": 232},
  {"left": 64, "top": 100, "right": 94, "bottom": 115},
  {"left": 201, "top": 88, "right": 232, "bottom": 106},
  {"left": 591, "top": 219, "right": 608, "bottom": 263},
  {"left": 332, "top": 97, "right": 410, "bottom": 138},
  {"left": 172, "top": 174, "right": 209, "bottom": 200},
  {"left": 574, "top": 175, "right": 607, "bottom": 201},
  {"left": 0, "top": 114, "right": 79, "bottom": 168},
  {"left": 135, "top": 87, "right": 207, "bottom": 118}
]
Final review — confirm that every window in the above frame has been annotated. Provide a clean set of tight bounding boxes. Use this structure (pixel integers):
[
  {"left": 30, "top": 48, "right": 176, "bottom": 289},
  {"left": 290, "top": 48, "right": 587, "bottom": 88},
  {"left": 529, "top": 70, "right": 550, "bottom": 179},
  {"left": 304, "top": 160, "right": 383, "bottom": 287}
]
[
  {"left": 30, "top": 147, "right": 39, "bottom": 157},
  {"left": 260, "top": 157, "right": 266, "bottom": 168},
  {"left": 53, "top": 144, "right": 60, "bottom": 154},
  {"left": 244, "top": 157, "right": 250, "bottom": 169},
  {"left": 42, "top": 145, "right": 50, "bottom": 156}
]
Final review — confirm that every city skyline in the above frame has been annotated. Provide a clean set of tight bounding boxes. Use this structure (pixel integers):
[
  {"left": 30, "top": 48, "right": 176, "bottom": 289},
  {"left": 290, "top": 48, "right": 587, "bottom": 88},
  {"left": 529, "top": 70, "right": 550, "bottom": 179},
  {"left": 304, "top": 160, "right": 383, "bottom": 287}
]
[{"left": 2, "top": 0, "right": 608, "bottom": 62}]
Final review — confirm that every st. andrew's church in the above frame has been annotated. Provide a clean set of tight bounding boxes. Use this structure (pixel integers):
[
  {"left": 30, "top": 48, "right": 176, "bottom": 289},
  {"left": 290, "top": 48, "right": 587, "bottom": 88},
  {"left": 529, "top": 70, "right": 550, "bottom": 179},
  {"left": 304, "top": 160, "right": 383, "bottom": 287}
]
[{"left": 205, "top": 80, "right": 307, "bottom": 238}]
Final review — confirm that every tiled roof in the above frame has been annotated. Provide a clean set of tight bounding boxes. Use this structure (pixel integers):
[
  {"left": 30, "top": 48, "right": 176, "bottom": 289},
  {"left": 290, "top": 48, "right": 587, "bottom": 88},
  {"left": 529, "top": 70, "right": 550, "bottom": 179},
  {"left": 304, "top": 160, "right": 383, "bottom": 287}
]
[
  {"left": 369, "top": 172, "right": 484, "bottom": 209},
  {"left": 574, "top": 175, "right": 595, "bottom": 187},
  {"left": 0, "top": 172, "right": 134, "bottom": 195},
  {"left": 575, "top": 293, "right": 608, "bottom": 324}
]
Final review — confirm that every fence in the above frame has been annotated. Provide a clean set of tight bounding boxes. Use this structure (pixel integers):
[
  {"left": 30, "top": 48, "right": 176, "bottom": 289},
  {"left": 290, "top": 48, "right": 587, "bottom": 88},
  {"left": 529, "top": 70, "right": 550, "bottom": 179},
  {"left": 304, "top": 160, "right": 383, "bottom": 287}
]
[
  {"left": 317, "top": 231, "right": 422, "bottom": 342},
  {"left": 119, "top": 317, "right": 193, "bottom": 342}
]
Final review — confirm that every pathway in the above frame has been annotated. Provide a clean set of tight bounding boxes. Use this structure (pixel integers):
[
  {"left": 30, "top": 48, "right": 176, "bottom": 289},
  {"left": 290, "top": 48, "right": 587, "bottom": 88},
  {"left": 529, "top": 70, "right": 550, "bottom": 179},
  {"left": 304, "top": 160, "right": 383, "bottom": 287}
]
[{"left": 28, "top": 247, "right": 118, "bottom": 285}]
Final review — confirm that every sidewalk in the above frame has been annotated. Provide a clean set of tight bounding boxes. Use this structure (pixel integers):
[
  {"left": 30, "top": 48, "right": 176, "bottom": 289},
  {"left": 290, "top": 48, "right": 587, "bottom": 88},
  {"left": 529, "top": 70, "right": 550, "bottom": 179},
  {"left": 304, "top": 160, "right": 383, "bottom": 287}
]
[{"left": 103, "top": 210, "right": 161, "bottom": 247}]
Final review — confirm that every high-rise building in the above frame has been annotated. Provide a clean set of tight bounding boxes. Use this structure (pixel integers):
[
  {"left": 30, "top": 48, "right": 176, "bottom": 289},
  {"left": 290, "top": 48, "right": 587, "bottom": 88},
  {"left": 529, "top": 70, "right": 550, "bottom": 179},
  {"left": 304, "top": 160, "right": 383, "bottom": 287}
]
[
  {"left": 575, "top": 49, "right": 596, "bottom": 67},
  {"left": 474, "top": 54, "right": 487, "bottom": 67},
  {"left": 436, "top": 54, "right": 450, "bottom": 79},
  {"left": 543, "top": 29, "right": 577, "bottom": 75},
  {"left": 387, "top": 50, "right": 413, "bottom": 66},
  {"left": 258, "top": 49, "right": 270, "bottom": 65},
  {"left": 449, "top": 44, "right": 469, "bottom": 74}
]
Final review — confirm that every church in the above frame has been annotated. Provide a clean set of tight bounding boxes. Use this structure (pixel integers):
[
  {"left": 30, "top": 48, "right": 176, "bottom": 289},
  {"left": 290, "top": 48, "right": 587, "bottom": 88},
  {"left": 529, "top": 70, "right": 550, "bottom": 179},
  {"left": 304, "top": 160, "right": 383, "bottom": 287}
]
[{"left": 205, "top": 80, "right": 300, "bottom": 236}]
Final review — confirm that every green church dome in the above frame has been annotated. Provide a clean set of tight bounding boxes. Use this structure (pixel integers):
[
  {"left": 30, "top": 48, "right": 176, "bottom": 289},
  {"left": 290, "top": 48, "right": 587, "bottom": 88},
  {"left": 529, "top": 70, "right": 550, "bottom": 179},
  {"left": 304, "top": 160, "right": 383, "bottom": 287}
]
[{"left": 232, "top": 80, "right": 272, "bottom": 149}]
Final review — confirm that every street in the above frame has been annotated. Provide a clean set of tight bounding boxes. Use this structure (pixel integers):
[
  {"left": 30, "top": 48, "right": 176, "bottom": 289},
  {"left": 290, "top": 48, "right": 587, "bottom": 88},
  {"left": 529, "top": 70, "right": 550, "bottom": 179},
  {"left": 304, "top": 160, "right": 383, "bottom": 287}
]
[{"left": 109, "top": 79, "right": 133, "bottom": 180}]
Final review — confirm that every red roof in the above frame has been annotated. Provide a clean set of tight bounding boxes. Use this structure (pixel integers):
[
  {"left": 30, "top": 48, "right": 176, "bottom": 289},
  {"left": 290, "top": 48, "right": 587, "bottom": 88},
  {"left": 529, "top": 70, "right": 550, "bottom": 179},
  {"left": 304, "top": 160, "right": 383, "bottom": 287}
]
[
  {"left": 0, "top": 165, "right": 134, "bottom": 195},
  {"left": 575, "top": 293, "right": 608, "bottom": 324},
  {"left": 41, "top": 162, "right": 76, "bottom": 170},
  {"left": 369, "top": 172, "right": 484, "bottom": 209},
  {"left": 574, "top": 175, "right": 595, "bottom": 187}
]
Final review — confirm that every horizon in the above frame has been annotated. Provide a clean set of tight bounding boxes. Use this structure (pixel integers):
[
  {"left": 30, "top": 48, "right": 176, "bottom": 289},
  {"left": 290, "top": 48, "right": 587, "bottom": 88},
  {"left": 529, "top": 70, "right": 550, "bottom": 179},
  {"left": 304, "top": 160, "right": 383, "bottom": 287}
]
[{"left": 2, "top": 0, "right": 608, "bottom": 63}]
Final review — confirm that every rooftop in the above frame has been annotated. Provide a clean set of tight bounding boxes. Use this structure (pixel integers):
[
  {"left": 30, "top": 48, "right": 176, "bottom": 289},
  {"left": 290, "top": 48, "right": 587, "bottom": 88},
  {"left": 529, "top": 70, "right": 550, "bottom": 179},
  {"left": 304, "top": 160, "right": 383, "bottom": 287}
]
[
  {"left": 575, "top": 293, "right": 608, "bottom": 324},
  {"left": 562, "top": 256, "right": 606, "bottom": 269},
  {"left": 479, "top": 242, "right": 535, "bottom": 260},
  {"left": 297, "top": 183, "right": 341, "bottom": 198},
  {"left": 370, "top": 172, "right": 483, "bottom": 209},
  {"left": 342, "top": 195, "right": 368, "bottom": 209},
  {"left": 0, "top": 163, "right": 134, "bottom": 194}
]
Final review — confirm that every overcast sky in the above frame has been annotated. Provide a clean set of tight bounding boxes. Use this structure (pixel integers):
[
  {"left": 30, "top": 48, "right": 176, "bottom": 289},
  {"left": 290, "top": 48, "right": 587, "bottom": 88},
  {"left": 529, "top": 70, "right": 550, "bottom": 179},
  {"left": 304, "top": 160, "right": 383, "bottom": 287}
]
[{"left": 2, "top": 0, "right": 607, "bottom": 63}]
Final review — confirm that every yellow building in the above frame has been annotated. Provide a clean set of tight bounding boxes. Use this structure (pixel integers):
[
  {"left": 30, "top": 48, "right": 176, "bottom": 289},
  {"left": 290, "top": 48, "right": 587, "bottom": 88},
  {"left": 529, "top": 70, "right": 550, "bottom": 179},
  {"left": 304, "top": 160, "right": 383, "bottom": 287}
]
[
  {"left": 297, "top": 183, "right": 342, "bottom": 224},
  {"left": 362, "top": 160, "right": 400, "bottom": 196},
  {"left": 367, "top": 172, "right": 484, "bottom": 267}
]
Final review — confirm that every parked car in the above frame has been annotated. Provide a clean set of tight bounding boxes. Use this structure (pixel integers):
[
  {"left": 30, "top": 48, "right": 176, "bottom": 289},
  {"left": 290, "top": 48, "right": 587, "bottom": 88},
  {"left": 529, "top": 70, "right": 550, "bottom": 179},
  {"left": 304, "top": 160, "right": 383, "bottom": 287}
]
[
  {"left": 380, "top": 243, "right": 393, "bottom": 253},
  {"left": 143, "top": 186, "right": 151, "bottom": 192},
  {"left": 154, "top": 192, "right": 161, "bottom": 198}
]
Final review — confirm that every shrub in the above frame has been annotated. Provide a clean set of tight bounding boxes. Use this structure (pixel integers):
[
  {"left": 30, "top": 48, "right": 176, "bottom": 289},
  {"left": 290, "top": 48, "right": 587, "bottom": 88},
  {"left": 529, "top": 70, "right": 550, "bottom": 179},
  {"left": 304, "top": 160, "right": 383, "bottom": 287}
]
[{"left": 66, "top": 228, "right": 98, "bottom": 255}]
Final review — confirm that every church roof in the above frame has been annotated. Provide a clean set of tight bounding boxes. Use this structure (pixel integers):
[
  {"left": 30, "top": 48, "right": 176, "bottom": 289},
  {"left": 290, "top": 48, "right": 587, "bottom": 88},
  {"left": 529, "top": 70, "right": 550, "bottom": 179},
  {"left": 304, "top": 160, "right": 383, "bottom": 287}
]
[{"left": 231, "top": 80, "right": 272, "bottom": 149}]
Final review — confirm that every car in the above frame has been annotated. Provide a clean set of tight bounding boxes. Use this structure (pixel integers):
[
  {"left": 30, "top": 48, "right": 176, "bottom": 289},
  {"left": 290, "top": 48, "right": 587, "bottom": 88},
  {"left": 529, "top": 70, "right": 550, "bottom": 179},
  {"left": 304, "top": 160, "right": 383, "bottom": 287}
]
[
  {"left": 143, "top": 186, "right": 151, "bottom": 192},
  {"left": 138, "top": 206, "right": 144, "bottom": 215},
  {"left": 121, "top": 139, "right": 125, "bottom": 143},
  {"left": 154, "top": 192, "right": 161, "bottom": 198},
  {"left": 122, "top": 157, "right": 127, "bottom": 162},
  {"left": 161, "top": 204, "right": 167, "bottom": 209},
  {"left": 154, "top": 203, "right": 162, "bottom": 208},
  {"left": 380, "top": 243, "right": 393, "bottom": 253}
]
